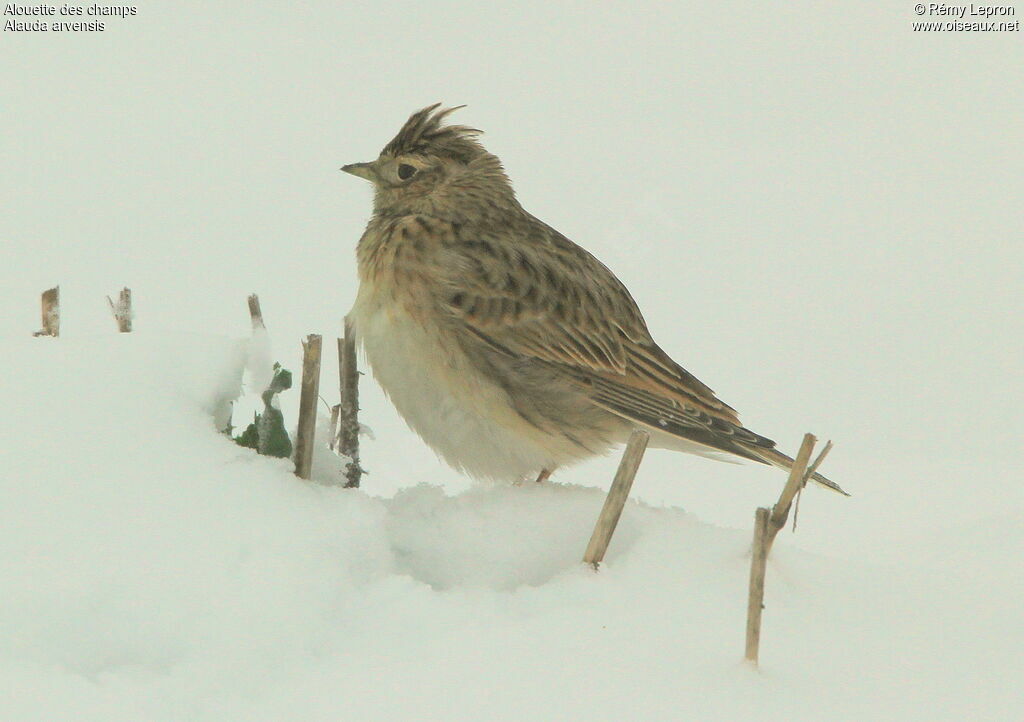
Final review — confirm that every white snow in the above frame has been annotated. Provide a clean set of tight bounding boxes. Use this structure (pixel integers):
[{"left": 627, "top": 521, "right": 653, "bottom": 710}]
[
  {"left": 4, "top": 2, "right": 1022, "bottom": 719},
  {"left": 245, "top": 325, "right": 275, "bottom": 399},
  {"left": 1, "top": 332, "right": 1019, "bottom": 721}
]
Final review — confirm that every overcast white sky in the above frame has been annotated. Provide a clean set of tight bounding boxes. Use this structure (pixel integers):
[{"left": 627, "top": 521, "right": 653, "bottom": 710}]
[{"left": 2, "top": 1, "right": 1021, "bottom": 558}]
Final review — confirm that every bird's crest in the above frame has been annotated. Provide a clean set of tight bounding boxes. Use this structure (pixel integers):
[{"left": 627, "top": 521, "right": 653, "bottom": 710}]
[{"left": 381, "top": 104, "right": 484, "bottom": 163}]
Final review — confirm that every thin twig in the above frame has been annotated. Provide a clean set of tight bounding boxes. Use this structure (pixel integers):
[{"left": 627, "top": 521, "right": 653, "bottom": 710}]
[
  {"left": 336, "top": 317, "right": 363, "bottom": 488},
  {"left": 769, "top": 434, "right": 817, "bottom": 538},
  {"left": 293, "top": 334, "right": 322, "bottom": 480},
  {"left": 792, "top": 439, "right": 832, "bottom": 531},
  {"left": 34, "top": 287, "right": 60, "bottom": 337},
  {"left": 801, "top": 440, "right": 833, "bottom": 488},
  {"left": 583, "top": 429, "right": 649, "bottom": 568},
  {"left": 744, "top": 507, "right": 771, "bottom": 663},
  {"left": 328, "top": 404, "right": 340, "bottom": 452},
  {"left": 745, "top": 432, "right": 819, "bottom": 665},
  {"left": 247, "top": 294, "right": 265, "bottom": 329},
  {"left": 107, "top": 288, "right": 132, "bottom": 332}
]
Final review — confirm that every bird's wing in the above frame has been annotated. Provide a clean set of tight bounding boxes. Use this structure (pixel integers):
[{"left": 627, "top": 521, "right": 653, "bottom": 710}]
[{"left": 435, "top": 222, "right": 775, "bottom": 460}]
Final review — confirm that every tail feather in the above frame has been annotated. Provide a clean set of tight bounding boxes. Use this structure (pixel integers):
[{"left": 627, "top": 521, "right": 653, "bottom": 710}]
[{"left": 741, "top": 445, "right": 850, "bottom": 496}]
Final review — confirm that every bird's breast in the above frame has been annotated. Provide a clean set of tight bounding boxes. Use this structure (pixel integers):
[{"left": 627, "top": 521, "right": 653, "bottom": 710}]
[
  {"left": 356, "top": 214, "right": 456, "bottom": 290},
  {"left": 350, "top": 275, "right": 576, "bottom": 481}
]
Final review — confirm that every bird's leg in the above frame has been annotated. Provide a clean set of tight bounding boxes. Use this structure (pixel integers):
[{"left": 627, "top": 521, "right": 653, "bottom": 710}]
[{"left": 535, "top": 467, "right": 554, "bottom": 483}]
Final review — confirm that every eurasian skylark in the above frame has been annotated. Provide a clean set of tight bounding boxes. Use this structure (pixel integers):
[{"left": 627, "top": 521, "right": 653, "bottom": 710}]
[{"left": 342, "top": 105, "right": 846, "bottom": 495}]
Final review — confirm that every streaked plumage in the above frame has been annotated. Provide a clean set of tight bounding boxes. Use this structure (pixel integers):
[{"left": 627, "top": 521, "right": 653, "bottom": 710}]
[{"left": 342, "top": 104, "right": 847, "bottom": 495}]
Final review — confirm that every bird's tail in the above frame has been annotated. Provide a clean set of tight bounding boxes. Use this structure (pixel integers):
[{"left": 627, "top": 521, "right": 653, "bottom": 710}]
[{"left": 739, "top": 444, "right": 850, "bottom": 496}]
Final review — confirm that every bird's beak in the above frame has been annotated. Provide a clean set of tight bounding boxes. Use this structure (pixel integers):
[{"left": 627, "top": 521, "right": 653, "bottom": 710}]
[{"left": 340, "top": 161, "right": 377, "bottom": 182}]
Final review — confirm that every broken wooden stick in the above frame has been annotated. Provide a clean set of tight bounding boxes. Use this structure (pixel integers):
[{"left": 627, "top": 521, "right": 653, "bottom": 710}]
[
  {"left": 33, "top": 286, "right": 60, "bottom": 337},
  {"left": 247, "top": 294, "right": 265, "bottom": 329},
  {"left": 745, "top": 506, "right": 772, "bottom": 664},
  {"left": 583, "top": 429, "right": 650, "bottom": 568},
  {"left": 106, "top": 287, "right": 132, "bottom": 332},
  {"left": 328, "top": 404, "right": 341, "bottom": 452},
  {"left": 333, "top": 315, "right": 363, "bottom": 488},
  {"left": 293, "top": 334, "right": 322, "bottom": 480},
  {"left": 745, "top": 433, "right": 834, "bottom": 665}
]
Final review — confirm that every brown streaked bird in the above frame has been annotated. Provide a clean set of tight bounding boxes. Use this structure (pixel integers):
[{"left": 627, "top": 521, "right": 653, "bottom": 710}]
[{"left": 342, "top": 104, "right": 847, "bottom": 495}]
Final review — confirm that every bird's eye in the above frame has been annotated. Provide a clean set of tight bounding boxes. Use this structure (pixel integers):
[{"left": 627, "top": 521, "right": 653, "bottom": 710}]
[{"left": 397, "top": 164, "right": 416, "bottom": 180}]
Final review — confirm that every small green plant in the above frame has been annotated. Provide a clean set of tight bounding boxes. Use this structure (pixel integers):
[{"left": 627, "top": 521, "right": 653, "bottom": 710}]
[{"left": 234, "top": 363, "right": 293, "bottom": 458}]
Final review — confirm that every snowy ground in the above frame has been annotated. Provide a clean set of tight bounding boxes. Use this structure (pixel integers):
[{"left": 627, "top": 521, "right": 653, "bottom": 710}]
[
  {"left": 1, "top": 332, "right": 1019, "bottom": 721},
  {"left": 4, "top": 2, "right": 1022, "bottom": 720}
]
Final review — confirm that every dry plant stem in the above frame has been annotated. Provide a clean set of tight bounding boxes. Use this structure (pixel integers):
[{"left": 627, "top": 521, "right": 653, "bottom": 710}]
[
  {"left": 792, "top": 440, "right": 833, "bottom": 530},
  {"left": 336, "top": 316, "right": 363, "bottom": 488},
  {"left": 293, "top": 334, "right": 322, "bottom": 480},
  {"left": 106, "top": 288, "right": 132, "bottom": 332},
  {"left": 801, "top": 440, "right": 833, "bottom": 488},
  {"left": 744, "top": 507, "right": 771, "bottom": 663},
  {"left": 768, "top": 434, "right": 817, "bottom": 540},
  {"left": 328, "top": 404, "right": 340, "bottom": 452},
  {"left": 34, "top": 286, "right": 60, "bottom": 337},
  {"left": 248, "top": 294, "right": 265, "bottom": 329},
  {"left": 583, "top": 429, "right": 650, "bottom": 568},
  {"left": 744, "top": 433, "right": 817, "bottom": 665}
]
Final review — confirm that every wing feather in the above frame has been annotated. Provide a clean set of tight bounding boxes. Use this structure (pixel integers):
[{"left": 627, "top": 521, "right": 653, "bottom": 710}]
[{"left": 436, "top": 220, "right": 769, "bottom": 458}]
